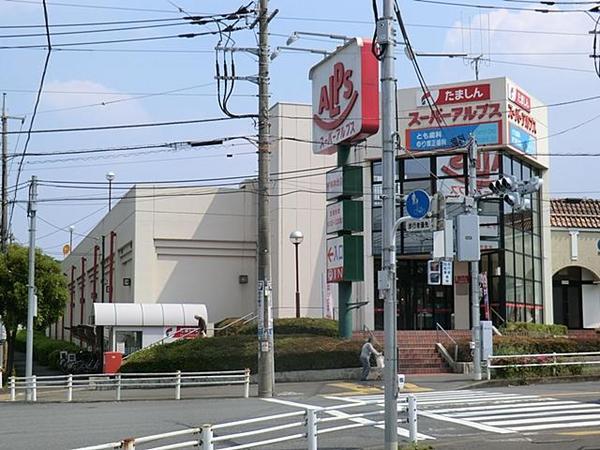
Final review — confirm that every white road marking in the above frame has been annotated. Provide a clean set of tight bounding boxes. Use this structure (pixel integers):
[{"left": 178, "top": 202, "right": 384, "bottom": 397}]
[
  {"left": 418, "top": 410, "right": 514, "bottom": 434},
  {"left": 485, "top": 413, "right": 600, "bottom": 427},
  {"left": 509, "top": 420, "right": 600, "bottom": 432}
]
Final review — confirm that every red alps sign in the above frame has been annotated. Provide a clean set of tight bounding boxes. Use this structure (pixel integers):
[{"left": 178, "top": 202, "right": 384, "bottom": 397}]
[{"left": 309, "top": 38, "right": 379, "bottom": 155}]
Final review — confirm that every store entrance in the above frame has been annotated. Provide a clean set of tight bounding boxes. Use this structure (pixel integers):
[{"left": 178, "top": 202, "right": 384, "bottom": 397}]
[{"left": 396, "top": 260, "right": 454, "bottom": 330}]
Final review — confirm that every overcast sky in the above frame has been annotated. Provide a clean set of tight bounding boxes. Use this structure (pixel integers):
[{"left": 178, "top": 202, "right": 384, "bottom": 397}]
[{"left": 1, "top": 0, "right": 598, "bottom": 258}]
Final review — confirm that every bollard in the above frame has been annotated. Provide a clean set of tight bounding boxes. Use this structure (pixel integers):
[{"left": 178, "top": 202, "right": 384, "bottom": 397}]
[
  {"left": 200, "top": 424, "right": 214, "bottom": 450},
  {"left": 116, "top": 374, "right": 122, "bottom": 401},
  {"left": 32, "top": 375, "right": 37, "bottom": 402},
  {"left": 244, "top": 368, "right": 250, "bottom": 398},
  {"left": 67, "top": 374, "right": 73, "bottom": 402},
  {"left": 121, "top": 437, "right": 135, "bottom": 450},
  {"left": 408, "top": 394, "right": 418, "bottom": 443},
  {"left": 487, "top": 363, "right": 491, "bottom": 381},
  {"left": 9, "top": 376, "right": 15, "bottom": 401},
  {"left": 305, "top": 408, "right": 318, "bottom": 450},
  {"left": 175, "top": 370, "right": 181, "bottom": 400}
]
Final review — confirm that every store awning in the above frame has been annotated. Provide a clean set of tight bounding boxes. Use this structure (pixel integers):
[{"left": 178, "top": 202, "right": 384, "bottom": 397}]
[{"left": 93, "top": 303, "right": 207, "bottom": 327}]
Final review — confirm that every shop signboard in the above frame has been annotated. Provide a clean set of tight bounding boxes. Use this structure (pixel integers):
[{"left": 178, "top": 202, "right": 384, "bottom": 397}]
[
  {"left": 509, "top": 123, "right": 537, "bottom": 155},
  {"left": 326, "top": 235, "right": 364, "bottom": 283},
  {"left": 326, "top": 200, "right": 364, "bottom": 234},
  {"left": 309, "top": 38, "right": 379, "bottom": 155},
  {"left": 325, "top": 165, "right": 363, "bottom": 200}
]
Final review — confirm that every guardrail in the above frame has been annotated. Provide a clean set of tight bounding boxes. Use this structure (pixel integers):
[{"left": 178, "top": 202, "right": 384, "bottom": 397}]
[
  {"left": 7, "top": 369, "right": 250, "bottom": 402},
  {"left": 72, "top": 395, "right": 419, "bottom": 450},
  {"left": 486, "top": 351, "right": 600, "bottom": 380}
]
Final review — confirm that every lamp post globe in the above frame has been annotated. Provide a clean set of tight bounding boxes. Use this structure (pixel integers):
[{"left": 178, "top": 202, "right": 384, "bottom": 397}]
[
  {"left": 289, "top": 230, "right": 304, "bottom": 245},
  {"left": 289, "top": 230, "right": 304, "bottom": 318},
  {"left": 105, "top": 172, "right": 116, "bottom": 211}
]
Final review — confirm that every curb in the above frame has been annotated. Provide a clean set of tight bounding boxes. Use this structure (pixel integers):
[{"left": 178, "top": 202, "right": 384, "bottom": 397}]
[{"left": 456, "top": 374, "right": 600, "bottom": 389}]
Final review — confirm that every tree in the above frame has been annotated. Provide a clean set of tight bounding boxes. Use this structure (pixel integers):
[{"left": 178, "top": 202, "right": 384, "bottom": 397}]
[{"left": 0, "top": 244, "right": 68, "bottom": 377}]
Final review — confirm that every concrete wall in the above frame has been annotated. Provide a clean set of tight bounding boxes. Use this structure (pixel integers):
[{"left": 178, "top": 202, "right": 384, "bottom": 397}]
[
  {"left": 271, "top": 103, "right": 336, "bottom": 319},
  {"left": 56, "top": 184, "right": 257, "bottom": 345}
]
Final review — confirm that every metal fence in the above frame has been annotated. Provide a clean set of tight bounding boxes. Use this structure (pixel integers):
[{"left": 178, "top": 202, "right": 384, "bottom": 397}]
[
  {"left": 486, "top": 351, "right": 600, "bottom": 379},
  {"left": 72, "top": 395, "right": 419, "bottom": 450},
  {"left": 7, "top": 369, "right": 250, "bottom": 402}
]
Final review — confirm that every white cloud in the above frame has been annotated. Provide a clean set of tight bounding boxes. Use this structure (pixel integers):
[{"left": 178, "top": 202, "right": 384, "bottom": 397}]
[
  {"left": 41, "top": 79, "right": 151, "bottom": 125},
  {"left": 444, "top": 9, "right": 593, "bottom": 70}
]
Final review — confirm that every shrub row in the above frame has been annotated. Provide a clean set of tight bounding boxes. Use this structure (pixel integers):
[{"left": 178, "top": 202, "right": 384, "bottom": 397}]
[
  {"left": 236, "top": 318, "right": 339, "bottom": 337},
  {"left": 121, "top": 334, "right": 361, "bottom": 374},
  {"left": 453, "top": 336, "right": 600, "bottom": 379},
  {"left": 500, "top": 322, "right": 568, "bottom": 337},
  {"left": 15, "top": 330, "right": 80, "bottom": 367}
]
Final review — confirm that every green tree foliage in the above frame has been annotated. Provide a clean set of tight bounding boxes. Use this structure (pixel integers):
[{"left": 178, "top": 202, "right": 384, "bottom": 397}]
[{"left": 0, "top": 244, "right": 68, "bottom": 377}]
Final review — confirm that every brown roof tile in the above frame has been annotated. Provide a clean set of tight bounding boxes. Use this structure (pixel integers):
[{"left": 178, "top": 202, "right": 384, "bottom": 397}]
[{"left": 551, "top": 198, "right": 600, "bottom": 229}]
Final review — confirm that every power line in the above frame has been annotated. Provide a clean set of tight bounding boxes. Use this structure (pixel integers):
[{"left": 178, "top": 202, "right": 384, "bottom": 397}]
[
  {"left": 0, "top": 16, "right": 189, "bottom": 29},
  {"left": 412, "top": 0, "right": 594, "bottom": 12}
]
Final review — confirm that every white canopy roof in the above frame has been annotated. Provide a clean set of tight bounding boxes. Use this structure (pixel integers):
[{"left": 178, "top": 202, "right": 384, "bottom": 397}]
[{"left": 93, "top": 303, "right": 207, "bottom": 327}]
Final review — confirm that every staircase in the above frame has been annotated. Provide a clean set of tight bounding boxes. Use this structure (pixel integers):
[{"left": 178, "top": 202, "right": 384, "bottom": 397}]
[{"left": 359, "top": 329, "right": 471, "bottom": 375}]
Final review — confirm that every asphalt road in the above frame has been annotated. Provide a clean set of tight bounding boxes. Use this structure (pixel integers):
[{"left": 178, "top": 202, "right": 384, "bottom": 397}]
[{"left": 1, "top": 380, "right": 600, "bottom": 450}]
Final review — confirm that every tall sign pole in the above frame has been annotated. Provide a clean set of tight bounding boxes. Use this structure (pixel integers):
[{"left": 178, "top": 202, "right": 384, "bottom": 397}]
[
  {"left": 25, "top": 176, "right": 37, "bottom": 400},
  {"left": 379, "top": 1, "right": 399, "bottom": 448},
  {"left": 257, "top": 0, "right": 275, "bottom": 398}
]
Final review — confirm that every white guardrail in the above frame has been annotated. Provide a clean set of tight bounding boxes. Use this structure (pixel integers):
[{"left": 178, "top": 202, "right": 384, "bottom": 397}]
[
  {"left": 486, "top": 351, "right": 600, "bottom": 380},
  {"left": 7, "top": 369, "right": 250, "bottom": 402},
  {"left": 72, "top": 395, "right": 419, "bottom": 450}
]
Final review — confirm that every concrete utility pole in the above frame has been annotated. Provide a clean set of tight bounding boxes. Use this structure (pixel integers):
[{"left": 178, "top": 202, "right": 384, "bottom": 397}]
[
  {"left": 1, "top": 94, "right": 24, "bottom": 252},
  {"left": 26, "top": 176, "right": 37, "bottom": 400},
  {"left": 257, "top": 0, "right": 275, "bottom": 398},
  {"left": 379, "top": 1, "right": 399, "bottom": 448},
  {"left": 466, "top": 138, "right": 482, "bottom": 381}
]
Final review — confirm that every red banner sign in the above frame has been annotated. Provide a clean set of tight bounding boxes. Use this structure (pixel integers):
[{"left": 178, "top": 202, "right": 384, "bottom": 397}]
[{"left": 419, "top": 83, "right": 491, "bottom": 107}]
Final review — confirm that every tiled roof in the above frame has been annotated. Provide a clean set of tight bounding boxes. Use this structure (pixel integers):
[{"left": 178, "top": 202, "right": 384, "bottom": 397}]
[{"left": 551, "top": 198, "right": 600, "bottom": 229}]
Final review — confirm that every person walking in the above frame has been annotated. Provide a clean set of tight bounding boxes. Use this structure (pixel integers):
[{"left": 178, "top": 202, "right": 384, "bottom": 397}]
[{"left": 360, "top": 337, "right": 381, "bottom": 381}]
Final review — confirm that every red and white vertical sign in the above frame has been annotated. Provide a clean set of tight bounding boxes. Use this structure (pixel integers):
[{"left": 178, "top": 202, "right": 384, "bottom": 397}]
[{"left": 309, "top": 38, "right": 379, "bottom": 155}]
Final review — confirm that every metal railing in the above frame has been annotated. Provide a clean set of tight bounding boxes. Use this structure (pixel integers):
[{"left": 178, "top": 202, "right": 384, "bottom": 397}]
[
  {"left": 435, "top": 322, "right": 458, "bottom": 362},
  {"left": 486, "top": 351, "right": 600, "bottom": 380},
  {"left": 213, "top": 312, "right": 257, "bottom": 332},
  {"left": 8, "top": 369, "right": 250, "bottom": 402},
  {"left": 72, "top": 395, "right": 420, "bottom": 450}
]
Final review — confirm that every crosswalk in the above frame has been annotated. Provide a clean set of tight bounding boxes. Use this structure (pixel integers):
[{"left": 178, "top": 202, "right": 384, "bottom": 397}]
[{"left": 326, "top": 389, "right": 600, "bottom": 434}]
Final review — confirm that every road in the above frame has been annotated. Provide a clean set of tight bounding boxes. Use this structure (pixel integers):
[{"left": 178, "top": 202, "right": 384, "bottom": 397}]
[{"left": 1, "top": 380, "right": 600, "bottom": 449}]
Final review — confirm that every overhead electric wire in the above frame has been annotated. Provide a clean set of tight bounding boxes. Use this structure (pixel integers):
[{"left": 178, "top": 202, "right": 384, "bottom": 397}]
[
  {"left": 10, "top": 0, "right": 52, "bottom": 232},
  {"left": 0, "top": 16, "right": 191, "bottom": 29},
  {"left": 412, "top": 0, "right": 594, "bottom": 12}
]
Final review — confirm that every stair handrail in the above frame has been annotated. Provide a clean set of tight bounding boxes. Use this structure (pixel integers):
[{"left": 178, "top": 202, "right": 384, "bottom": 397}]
[
  {"left": 213, "top": 311, "right": 257, "bottom": 332},
  {"left": 490, "top": 307, "right": 505, "bottom": 325},
  {"left": 435, "top": 322, "right": 458, "bottom": 362},
  {"left": 122, "top": 327, "right": 201, "bottom": 361}
]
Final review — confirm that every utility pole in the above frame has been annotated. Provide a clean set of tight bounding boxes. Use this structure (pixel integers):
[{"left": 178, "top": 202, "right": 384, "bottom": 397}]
[
  {"left": 25, "top": 176, "right": 37, "bottom": 400},
  {"left": 379, "top": 1, "right": 399, "bottom": 448},
  {"left": 257, "top": 0, "right": 274, "bottom": 398},
  {"left": 466, "top": 138, "right": 482, "bottom": 381},
  {"left": 1, "top": 94, "right": 24, "bottom": 252}
]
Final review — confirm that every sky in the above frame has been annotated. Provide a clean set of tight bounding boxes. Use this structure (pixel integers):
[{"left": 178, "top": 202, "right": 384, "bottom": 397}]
[{"left": 1, "top": 0, "right": 599, "bottom": 259}]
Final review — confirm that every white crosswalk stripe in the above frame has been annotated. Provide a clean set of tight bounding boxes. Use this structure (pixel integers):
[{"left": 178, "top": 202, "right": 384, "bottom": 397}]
[{"left": 328, "top": 389, "right": 600, "bottom": 434}]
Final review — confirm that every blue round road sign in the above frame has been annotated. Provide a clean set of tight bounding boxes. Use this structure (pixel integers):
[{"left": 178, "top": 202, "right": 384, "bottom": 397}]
[{"left": 406, "top": 189, "right": 431, "bottom": 219}]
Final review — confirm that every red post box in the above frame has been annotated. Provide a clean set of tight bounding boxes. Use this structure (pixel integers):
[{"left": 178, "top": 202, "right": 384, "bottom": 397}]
[{"left": 103, "top": 351, "right": 123, "bottom": 374}]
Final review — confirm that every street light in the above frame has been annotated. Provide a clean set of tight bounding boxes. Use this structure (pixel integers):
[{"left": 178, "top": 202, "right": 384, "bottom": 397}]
[
  {"left": 69, "top": 225, "right": 74, "bottom": 254},
  {"left": 105, "top": 172, "right": 115, "bottom": 211},
  {"left": 289, "top": 230, "right": 304, "bottom": 318}
]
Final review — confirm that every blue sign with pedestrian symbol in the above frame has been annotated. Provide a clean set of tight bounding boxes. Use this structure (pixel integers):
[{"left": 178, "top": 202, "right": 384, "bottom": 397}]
[{"left": 406, "top": 189, "right": 431, "bottom": 219}]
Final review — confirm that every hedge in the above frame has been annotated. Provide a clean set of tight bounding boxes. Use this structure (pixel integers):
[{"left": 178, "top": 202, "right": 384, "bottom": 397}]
[
  {"left": 453, "top": 336, "right": 600, "bottom": 379},
  {"left": 121, "top": 334, "right": 363, "bottom": 374},
  {"left": 236, "top": 318, "right": 339, "bottom": 337},
  {"left": 15, "top": 330, "right": 80, "bottom": 368},
  {"left": 500, "top": 322, "right": 568, "bottom": 337}
]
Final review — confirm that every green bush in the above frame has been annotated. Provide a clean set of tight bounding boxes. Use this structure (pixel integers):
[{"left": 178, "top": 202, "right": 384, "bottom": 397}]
[
  {"left": 454, "top": 335, "right": 600, "bottom": 379},
  {"left": 500, "top": 322, "right": 567, "bottom": 337},
  {"left": 121, "top": 334, "right": 361, "bottom": 374},
  {"left": 15, "top": 330, "right": 80, "bottom": 367},
  {"left": 237, "top": 318, "right": 339, "bottom": 337}
]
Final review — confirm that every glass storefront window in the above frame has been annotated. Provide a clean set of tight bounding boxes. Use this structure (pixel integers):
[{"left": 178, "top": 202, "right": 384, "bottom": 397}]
[
  {"left": 534, "top": 281, "right": 543, "bottom": 305},
  {"left": 115, "top": 330, "right": 142, "bottom": 356},
  {"left": 404, "top": 158, "right": 432, "bottom": 179},
  {"left": 437, "top": 154, "right": 464, "bottom": 177}
]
